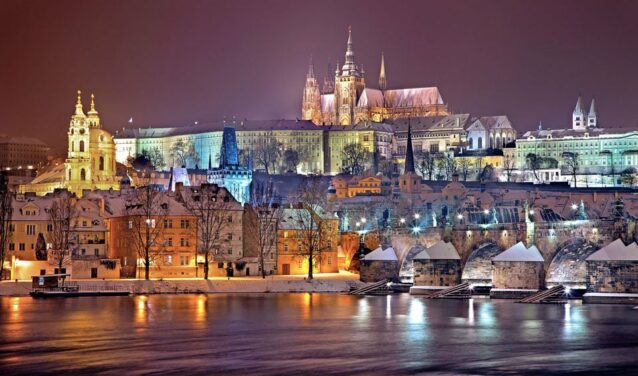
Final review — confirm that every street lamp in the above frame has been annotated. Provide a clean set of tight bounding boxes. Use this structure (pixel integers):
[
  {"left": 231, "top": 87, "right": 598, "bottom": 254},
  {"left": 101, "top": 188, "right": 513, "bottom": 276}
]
[
  {"left": 457, "top": 214, "right": 463, "bottom": 220},
  {"left": 400, "top": 217, "right": 406, "bottom": 224},
  {"left": 414, "top": 213, "right": 420, "bottom": 219},
  {"left": 361, "top": 217, "right": 367, "bottom": 224},
  {"left": 571, "top": 203, "right": 577, "bottom": 210}
]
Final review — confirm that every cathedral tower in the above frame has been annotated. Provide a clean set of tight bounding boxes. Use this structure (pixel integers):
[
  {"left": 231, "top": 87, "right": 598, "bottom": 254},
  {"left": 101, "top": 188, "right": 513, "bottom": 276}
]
[
  {"left": 588, "top": 98, "right": 597, "bottom": 128},
  {"left": 301, "top": 58, "right": 321, "bottom": 124},
  {"left": 378, "top": 52, "right": 387, "bottom": 91},
  {"left": 334, "top": 26, "right": 365, "bottom": 125}
]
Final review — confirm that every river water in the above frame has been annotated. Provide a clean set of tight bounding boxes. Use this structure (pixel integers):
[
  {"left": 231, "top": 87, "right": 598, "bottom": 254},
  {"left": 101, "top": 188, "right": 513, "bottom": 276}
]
[{"left": 1, "top": 294, "right": 637, "bottom": 375}]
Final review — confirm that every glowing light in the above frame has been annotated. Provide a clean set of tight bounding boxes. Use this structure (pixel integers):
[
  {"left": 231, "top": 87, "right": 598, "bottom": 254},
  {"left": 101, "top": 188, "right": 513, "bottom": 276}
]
[
  {"left": 355, "top": 222, "right": 361, "bottom": 228},
  {"left": 399, "top": 218, "right": 406, "bottom": 224},
  {"left": 529, "top": 209, "right": 535, "bottom": 215},
  {"left": 414, "top": 213, "right": 420, "bottom": 219},
  {"left": 565, "top": 287, "right": 572, "bottom": 295},
  {"left": 571, "top": 203, "right": 578, "bottom": 210},
  {"left": 483, "top": 209, "right": 489, "bottom": 215},
  {"left": 457, "top": 214, "right": 463, "bottom": 219},
  {"left": 361, "top": 217, "right": 367, "bottom": 223},
  {"left": 412, "top": 226, "right": 421, "bottom": 233}
]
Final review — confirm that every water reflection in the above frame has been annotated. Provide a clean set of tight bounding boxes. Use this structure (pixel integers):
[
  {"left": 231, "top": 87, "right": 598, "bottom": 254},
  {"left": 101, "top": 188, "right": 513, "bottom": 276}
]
[{"left": 0, "top": 295, "right": 637, "bottom": 375}]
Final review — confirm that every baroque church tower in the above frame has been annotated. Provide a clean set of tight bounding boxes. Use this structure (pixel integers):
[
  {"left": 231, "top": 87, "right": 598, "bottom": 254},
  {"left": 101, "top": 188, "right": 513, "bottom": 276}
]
[
  {"left": 334, "top": 26, "right": 365, "bottom": 125},
  {"left": 301, "top": 58, "right": 321, "bottom": 124},
  {"left": 65, "top": 91, "right": 118, "bottom": 196}
]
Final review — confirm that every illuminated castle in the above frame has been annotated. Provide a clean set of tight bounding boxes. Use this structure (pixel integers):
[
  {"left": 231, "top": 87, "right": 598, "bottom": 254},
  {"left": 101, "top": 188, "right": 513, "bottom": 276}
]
[
  {"left": 20, "top": 91, "right": 119, "bottom": 196},
  {"left": 206, "top": 123, "right": 252, "bottom": 204},
  {"left": 302, "top": 27, "right": 449, "bottom": 126}
]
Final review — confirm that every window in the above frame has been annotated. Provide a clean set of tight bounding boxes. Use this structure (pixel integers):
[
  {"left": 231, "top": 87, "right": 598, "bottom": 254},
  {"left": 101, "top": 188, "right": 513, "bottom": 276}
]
[
  {"left": 94, "top": 249, "right": 99, "bottom": 256},
  {"left": 79, "top": 140, "right": 85, "bottom": 152},
  {"left": 218, "top": 262, "right": 225, "bottom": 269},
  {"left": 128, "top": 220, "right": 133, "bottom": 229},
  {"left": 227, "top": 248, "right": 233, "bottom": 255},
  {"left": 164, "top": 219, "right": 173, "bottom": 228},
  {"left": 80, "top": 168, "right": 86, "bottom": 181},
  {"left": 227, "top": 215, "right": 233, "bottom": 223},
  {"left": 26, "top": 224, "right": 36, "bottom": 235},
  {"left": 327, "top": 257, "right": 332, "bottom": 265},
  {"left": 82, "top": 221, "right": 87, "bottom": 227},
  {"left": 19, "top": 243, "right": 25, "bottom": 251},
  {"left": 227, "top": 233, "right": 233, "bottom": 240},
  {"left": 9, "top": 224, "right": 15, "bottom": 232},
  {"left": 99, "top": 156, "right": 104, "bottom": 171},
  {"left": 165, "top": 237, "right": 173, "bottom": 246},
  {"left": 164, "top": 255, "right": 172, "bottom": 265},
  {"left": 9, "top": 243, "right": 14, "bottom": 251},
  {"left": 180, "top": 238, "right": 189, "bottom": 247},
  {"left": 180, "top": 219, "right": 189, "bottom": 228},
  {"left": 46, "top": 224, "right": 53, "bottom": 232},
  {"left": 298, "top": 260, "right": 302, "bottom": 269},
  {"left": 180, "top": 256, "right": 188, "bottom": 266}
]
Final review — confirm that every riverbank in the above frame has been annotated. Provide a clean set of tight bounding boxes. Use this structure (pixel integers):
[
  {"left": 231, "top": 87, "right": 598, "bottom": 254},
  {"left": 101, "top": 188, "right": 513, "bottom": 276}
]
[{"left": 0, "top": 273, "right": 365, "bottom": 296}]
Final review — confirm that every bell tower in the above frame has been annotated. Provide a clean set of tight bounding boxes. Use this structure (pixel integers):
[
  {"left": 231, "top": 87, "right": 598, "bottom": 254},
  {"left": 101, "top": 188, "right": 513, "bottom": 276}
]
[
  {"left": 334, "top": 26, "right": 365, "bottom": 126},
  {"left": 66, "top": 90, "right": 92, "bottom": 191}
]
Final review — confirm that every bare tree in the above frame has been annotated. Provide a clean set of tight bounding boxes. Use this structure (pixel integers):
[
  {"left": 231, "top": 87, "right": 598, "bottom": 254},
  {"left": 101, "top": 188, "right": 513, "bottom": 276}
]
[
  {"left": 125, "top": 186, "right": 169, "bottom": 280},
  {"left": 621, "top": 167, "right": 637, "bottom": 187},
  {"left": 48, "top": 193, "right": 77, "bottom": 275},
  {"left": 283, "top": 149, "right": 300, "bottom": 173},
  {"left": 254, "top": 133, "right": 281, "bottom": 174},
  {"left": 562, "top": 152, "right": 580, "bottom": 188},
  {"left": 416, "top": 151, "right": 436, "bottom": 180},
  {"left": 170, "top": 139, "right": 200, "bottom": 168},
  {"left": 502, "top": 153, "right": 516, "bottom": 182},
  {"left": 182, "top": 184, "right": 237, "bottom": 280},
  {"left": 0, "top": 174, "right": 12, "bottom": 280},
  {"left": 457, "top": 158, "right": 471, "bottom": 181},
  {"left": 342, "top": 142, "right": 369, "bottom": 175},
  {"left": 149, "top": 147, "right": 166, "bottom": 171},
  {"left": 247, "top": 180, "right": 282, "bottom": 278},
  {"left": 526, "top": 153, "right": 541, "bottom": 183},
  {"left": 293, "top": 180, "right": 333, "bottom": 280},
  {"left": 442, "top": 154, "right": 456, "bottom": 180}
]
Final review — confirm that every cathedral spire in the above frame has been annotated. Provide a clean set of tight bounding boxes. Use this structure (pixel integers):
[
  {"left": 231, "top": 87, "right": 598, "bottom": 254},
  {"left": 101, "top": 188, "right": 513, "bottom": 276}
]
[
  {"left": 341, "top": 26, "right": 360, "bottom": 76},
  {"left": 306, "top": 56, "right": 315, "bottom": 79},
  {"left": 588, "top": 98, "right": 597, "bottom": 128},
  {"left": 74, "top": 90, "right": 86, "bottom": 117},
  {"left": 88, "top": 94, "right": 98, "bottom": 115},
  {"left": 379, "top": 52, "right": 387, "bottom": 90},
  {"left": 404, "top": 120, "right": 416, "bottom": 174}
]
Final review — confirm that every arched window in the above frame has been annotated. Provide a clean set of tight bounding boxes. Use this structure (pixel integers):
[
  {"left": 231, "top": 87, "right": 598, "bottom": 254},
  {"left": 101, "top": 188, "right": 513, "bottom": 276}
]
[
  {"left": 469, "top": 137, "right": 474, "bottom": 149},
  {"left": 478, "top": 137, "right": 483, "bottom": 149},
  {"left": 71, "top": 142, "right": 74, "bottom": 152},
  {"left": 68, "top": 169, "right": 72, "bottom": 181},
  {"left": 80, "top": 168, "right": 86, "bottom": 181},
  {"left": 79, "top": 140, "right": 85, "bottom": 152},
  {"left": 99, "top": 156, "right": 104, "bottom": 171}
]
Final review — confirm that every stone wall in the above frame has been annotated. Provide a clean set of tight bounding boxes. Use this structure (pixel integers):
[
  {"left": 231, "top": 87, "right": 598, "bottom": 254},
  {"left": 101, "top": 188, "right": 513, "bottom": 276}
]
[
  {"left": 360, "top": 260, "right": 398, "bottom": 283},
  {"left": 413, "top": 259, "right": 461, "bottom": 287},
  {"left": 586, "top": 261, "right": 638, "bottom": 293},
  {"left": 492, "top": 261, "right": 545, "bottom": 290}
]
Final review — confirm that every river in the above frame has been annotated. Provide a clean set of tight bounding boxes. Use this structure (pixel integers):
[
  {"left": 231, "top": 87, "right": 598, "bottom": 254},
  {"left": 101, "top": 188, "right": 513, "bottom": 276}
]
[{"left": 1, "top": 294, "right": 637, "bottom": 375}]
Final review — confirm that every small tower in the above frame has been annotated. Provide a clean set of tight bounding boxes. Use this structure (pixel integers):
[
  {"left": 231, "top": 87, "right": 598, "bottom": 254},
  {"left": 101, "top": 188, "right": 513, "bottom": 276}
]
[
  {"left": 398, "top": 122, "right": 421, "bottom": 193},
  {"left": 378, "top": 52, "right": 387, "bottom": 91},
  {"left": 67, "top": 90, "right": 91, "bottom": 187},
  {"left": 87, "top": 93, "right": 100, "bottom": 128},
  {"left": 301, "top": 58, "right": 321, "bottom": 124},
  {"left": 404, "top": 121, "right": 416, "bottom": 174},
  {"left": 572, "top": 96, "right": 586, "bottom": 130},
  {"left": 587, "top": 98, "right": 597, "bottom": 128}
]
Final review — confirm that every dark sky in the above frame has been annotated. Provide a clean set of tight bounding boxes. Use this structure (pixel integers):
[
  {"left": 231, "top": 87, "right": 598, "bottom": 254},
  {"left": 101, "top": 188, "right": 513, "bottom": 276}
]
[{"left": 2, "top": 0, "right": 638, "bottom": 152}]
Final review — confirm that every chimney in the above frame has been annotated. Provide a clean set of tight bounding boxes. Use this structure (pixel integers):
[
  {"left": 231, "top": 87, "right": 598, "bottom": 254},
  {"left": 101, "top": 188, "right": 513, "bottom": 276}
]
[{"left": 175, "top": 182, "right": 183, "bottom": 197}]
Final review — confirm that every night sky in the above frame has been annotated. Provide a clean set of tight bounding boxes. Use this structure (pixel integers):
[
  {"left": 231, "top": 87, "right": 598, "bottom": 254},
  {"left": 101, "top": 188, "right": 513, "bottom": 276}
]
[{"left": 2, "top": 0, "right": 638, "bottom": 152}]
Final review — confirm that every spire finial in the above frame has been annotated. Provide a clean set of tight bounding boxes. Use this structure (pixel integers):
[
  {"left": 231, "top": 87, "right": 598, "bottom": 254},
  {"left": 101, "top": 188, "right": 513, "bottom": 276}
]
[
  {"left": 405, "top": 119, "right": 416, "bottom": 174},
  {"left": 89, "top": 93, "right": 97, "bottom": 112},
  {"left": 74, "top": 89, "right": 86, "bottom": 117}
]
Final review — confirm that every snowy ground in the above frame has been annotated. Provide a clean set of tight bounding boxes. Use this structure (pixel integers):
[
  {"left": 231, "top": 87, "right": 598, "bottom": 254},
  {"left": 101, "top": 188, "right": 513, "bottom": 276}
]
[{"left": 0, "top": 271, "right": 364, "bottom": 296}]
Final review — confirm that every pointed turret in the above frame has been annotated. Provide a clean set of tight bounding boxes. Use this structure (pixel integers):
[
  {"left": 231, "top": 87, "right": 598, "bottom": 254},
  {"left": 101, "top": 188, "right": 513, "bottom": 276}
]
[
  {"left": 588, "top": 98, "right": 597, "bottom": 128},
  {"left": 87, "top": 93, "right": 100, "bottom": 127},
  {"left": 74, "top": 90, "right": 86, "bottom": 117},
  {"left": 301, "top": 57, "right": 321, "bottom": 123},
  {"left": 378, "top": 52, "right": 387, "bottom": 90},
  {"left": 306, "top": 57, "right": 315, "bottom": 80},
  {"left": 404, "top": 121, "right": 416, "bottom": 174},
  {"left": 572, "top": 96, "right": 586, "bottom": 130}
]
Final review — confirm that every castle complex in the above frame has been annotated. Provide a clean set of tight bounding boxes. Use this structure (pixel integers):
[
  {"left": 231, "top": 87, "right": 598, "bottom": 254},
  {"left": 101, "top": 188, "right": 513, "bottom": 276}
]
[{"left": 302, "top": 27, "right": 448, "bottom": 126}]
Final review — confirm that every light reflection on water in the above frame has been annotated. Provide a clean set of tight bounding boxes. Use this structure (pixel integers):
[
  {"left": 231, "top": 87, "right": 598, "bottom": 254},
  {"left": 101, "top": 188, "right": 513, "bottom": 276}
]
[{"left": 1, "top": 294, "right": 637, "bottom": 375}]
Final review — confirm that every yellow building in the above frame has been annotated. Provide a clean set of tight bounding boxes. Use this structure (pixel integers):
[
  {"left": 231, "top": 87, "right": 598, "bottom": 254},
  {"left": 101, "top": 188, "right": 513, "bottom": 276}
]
[
  {"left": 332, "top": 174, "right": 391, "bottom": 198},
  {"left": 276, "top": 207, "right": 339, "bottom": 275},
  {"left": 20, "top": 91, "right": 119, "bottom": 197}
]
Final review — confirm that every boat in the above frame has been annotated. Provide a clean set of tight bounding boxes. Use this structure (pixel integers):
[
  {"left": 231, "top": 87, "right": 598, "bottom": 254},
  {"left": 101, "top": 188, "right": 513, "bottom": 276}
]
[{"left": 30, "top": 274, "right": 130, "bottom": 297}]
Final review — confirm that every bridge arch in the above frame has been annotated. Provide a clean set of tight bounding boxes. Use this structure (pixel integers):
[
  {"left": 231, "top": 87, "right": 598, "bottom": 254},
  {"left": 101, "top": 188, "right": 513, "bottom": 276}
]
[
  {"left": 461, "top": 241, "right": 503, "bottom": 286},
  {"left": 546, "top": 237, "right": 599, "bottom": 288}
]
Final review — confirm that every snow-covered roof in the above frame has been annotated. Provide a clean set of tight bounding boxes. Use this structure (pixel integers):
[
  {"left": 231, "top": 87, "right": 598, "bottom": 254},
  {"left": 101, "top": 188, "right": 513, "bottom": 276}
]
[
  {"left": 413, "top": 240, "right": 460, "bottom": 260},
  {"left": 383, "top": 87, "right": 444, "bottom": 108},
  {"left": 364, "top": 246, "right": 398, "bottom": 261},
  {"left": 493, "top": 241, "right": 544, "bottom": 262},
  {"left": 586, "top": 239, "right": 638, "bottom": 261},
  {"left": 357, "top": 88, "right": 384, "bottom": 108}
]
